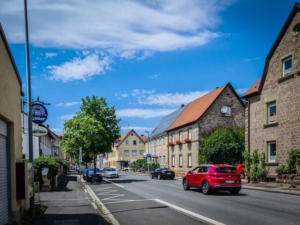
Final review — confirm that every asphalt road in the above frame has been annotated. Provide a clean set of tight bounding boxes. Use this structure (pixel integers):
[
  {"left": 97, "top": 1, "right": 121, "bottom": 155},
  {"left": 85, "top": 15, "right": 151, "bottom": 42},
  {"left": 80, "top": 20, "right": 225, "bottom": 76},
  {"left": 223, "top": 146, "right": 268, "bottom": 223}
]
[{"left": 87, "top": 172, "right": 300, "bottom": 225}]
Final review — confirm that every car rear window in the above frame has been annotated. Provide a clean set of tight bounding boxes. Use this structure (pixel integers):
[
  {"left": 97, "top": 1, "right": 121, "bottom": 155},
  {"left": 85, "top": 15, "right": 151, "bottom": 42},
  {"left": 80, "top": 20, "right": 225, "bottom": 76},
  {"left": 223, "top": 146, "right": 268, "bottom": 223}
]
[{"left": 215, "top": 167, "right": 237, "bottom": 173}]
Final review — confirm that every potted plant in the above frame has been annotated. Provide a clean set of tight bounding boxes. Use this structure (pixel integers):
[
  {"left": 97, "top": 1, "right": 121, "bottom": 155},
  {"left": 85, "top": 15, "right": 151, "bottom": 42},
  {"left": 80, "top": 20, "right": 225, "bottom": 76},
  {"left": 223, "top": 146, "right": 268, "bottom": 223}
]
[
  {"left": 176, "top": 140, "right": 182, "bottom": 145},
  {"left": 184, "top": 138, "right": 191, "bottom": 143},
  {"left": 168, "top": 142, "right": 174, "bottom": 146}
]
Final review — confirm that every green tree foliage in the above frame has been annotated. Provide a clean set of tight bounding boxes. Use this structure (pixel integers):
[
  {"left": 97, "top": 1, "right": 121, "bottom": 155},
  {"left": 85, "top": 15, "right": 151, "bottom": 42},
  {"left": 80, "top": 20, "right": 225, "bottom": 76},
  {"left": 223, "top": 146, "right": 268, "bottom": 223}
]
[
  {"left": 275, "top": 149, "right": 300, "bottom": 174},
  {"left": 60, "top": 96, "right": 121, "bottom": 166},
  {"left": 34, "top": 156, "right": 59, "bottom": 187},
  {"left": 199, "top": 127, "right": 245, "bottom": 165},
  {"left": 242, "top": 149, "right": 268, "bottom": 183}
]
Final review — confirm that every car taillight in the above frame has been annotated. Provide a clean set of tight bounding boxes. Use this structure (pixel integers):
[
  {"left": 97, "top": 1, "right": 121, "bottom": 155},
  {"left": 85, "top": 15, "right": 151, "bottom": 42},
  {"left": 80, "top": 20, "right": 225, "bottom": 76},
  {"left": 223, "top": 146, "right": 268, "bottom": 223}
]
[{"left": 162, "top": 171, "right": 165, "bottom": 174}]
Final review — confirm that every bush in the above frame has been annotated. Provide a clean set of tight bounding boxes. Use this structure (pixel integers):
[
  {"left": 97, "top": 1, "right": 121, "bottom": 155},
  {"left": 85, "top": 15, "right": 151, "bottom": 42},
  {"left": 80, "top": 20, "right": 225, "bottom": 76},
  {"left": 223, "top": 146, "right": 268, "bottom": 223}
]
[{"left": 34, "top": 156, "right": 59, "bottom": 188}]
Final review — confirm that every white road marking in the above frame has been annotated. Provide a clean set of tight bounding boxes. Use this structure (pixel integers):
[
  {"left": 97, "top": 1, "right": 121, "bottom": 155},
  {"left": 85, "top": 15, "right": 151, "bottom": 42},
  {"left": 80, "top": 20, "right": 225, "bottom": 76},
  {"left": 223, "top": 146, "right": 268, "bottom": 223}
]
[
  {"left": 104, "top": 199, "right": 153, "bottom": 205},
  {"left": 154, "top": 199, "right": 226, "bottom": 225},
  {"left": 105, "top": 180, "right": 124, "bottom": 188}
]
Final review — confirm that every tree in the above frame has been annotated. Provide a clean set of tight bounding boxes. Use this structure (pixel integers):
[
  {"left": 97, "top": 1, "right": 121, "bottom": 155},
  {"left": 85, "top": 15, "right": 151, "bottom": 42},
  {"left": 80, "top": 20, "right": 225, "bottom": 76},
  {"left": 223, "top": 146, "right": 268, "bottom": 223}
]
[
  {"left": 61, "top": 96, "right": 121, "bottom": 181},
  {"left": 199, "top": 127, "right": 245, "bottom": 165}
]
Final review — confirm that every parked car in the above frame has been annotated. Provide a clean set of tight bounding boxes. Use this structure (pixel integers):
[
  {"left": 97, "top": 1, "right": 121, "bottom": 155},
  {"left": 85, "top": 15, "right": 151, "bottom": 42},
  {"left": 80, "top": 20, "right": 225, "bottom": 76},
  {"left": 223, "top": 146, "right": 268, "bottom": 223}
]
[
  {"left": 85, "top": 168, "right": 103, "bottom": 182},
  {"left": 182, "top": 164, "right": 242, "bottom": 195},
  {"left": 235, "top": 163, "right": 245, "bottom": 179},
  {"left": 104, "top": 168, "right": 119, "bottom": 178},
  {"left": 150, "top": 168, "right": 175, "bottom": 180},
  {"left": 121, "top": 167, "right": 130, "bottom": 171}
]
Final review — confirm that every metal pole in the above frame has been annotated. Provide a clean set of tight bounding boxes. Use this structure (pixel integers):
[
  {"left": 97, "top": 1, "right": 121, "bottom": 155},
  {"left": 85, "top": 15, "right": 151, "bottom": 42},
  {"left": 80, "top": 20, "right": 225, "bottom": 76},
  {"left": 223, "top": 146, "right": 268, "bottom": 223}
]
[{"left": 24, "top": 0, "right": 35, "bottom": 216}]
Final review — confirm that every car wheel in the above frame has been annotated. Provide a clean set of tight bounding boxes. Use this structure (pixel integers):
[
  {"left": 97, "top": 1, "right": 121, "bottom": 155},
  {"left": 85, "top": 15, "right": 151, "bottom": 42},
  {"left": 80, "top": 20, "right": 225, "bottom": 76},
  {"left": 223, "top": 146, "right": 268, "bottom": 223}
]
[
  {"left": 171, "top": 177, "right": 174, "bottom": 180},
  {"left": 240, "top": 173, "right": 245, "bottom": 179},
  {"left": 202, "top": 181, "right": 211, "bottom": 195},
  {"left": 158, "top": 174, "right": 162, "bottom": 180},
  {"left": 183, "top": 179, "right": 190, "bottom": 190},
  {"left": 150, "top": 174, "right": 153, "bottom": 179},
  {"left": 230, "top": 188, "right": 240, "bottom": 195}
]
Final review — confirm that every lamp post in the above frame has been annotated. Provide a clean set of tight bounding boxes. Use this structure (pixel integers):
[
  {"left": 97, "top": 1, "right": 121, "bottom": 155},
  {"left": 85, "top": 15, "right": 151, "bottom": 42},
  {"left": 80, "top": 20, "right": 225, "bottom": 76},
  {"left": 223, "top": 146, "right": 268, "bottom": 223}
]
[{"left": 145, "top": 131, "right": 150, "bottom": 174}]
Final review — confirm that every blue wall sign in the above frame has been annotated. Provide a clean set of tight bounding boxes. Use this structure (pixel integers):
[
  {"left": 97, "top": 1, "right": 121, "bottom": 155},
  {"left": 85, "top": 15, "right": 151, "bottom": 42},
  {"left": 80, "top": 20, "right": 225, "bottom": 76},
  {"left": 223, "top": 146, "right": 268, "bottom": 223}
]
[{"left": 32, "top": 103, "right": 48, "bottom": 124}]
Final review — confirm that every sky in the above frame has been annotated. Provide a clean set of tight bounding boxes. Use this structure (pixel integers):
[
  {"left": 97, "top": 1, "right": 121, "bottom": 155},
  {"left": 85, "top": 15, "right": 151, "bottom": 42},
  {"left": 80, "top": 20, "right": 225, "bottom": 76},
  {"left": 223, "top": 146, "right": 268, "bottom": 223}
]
[{"left": 0, "top": 0, "right": 298, "bottom": 136}]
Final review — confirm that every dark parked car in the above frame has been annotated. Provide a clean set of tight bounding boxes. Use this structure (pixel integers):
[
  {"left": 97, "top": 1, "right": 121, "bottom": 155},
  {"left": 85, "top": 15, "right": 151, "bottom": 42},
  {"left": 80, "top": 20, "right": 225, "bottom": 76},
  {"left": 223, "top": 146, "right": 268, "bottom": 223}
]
[
  {"left": 182, "top": 164, "right": 242, "bottom": 195},
  {"left": 85, "top": 168, "right": 103, "bottom": 182},
  {"left": 150, "top": 168, "right": 175, "bottom": 180}
]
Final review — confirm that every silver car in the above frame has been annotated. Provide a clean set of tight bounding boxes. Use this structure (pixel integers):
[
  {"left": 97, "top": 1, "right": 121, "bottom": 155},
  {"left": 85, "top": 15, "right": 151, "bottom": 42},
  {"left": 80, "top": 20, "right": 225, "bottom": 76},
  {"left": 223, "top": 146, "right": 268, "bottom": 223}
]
[{"left": 104, "top": 168, "right": 119, "bottom": 178}]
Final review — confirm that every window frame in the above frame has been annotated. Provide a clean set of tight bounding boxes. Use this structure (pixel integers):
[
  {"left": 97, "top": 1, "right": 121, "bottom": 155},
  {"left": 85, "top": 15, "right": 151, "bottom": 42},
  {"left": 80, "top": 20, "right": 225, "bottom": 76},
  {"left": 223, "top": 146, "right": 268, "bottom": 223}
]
[
  {"left": 282, "top": 57, "right": 292, "bottom": 77},
  {"left": 280, "top": 53, "right": 293, "bottom": 78},
  {"left": 125, "top": 140, "right": 129, "bottom": 145},
  {"left": 133, "top": 140, "right": 137, "bottom": 145},
  {"left": 188, "top": 128, "right": 192, "bottom": 140},
  {"left": 124, "top": 150, "right": 129, "bottom": 156},
  {"left": 179, "top": 154, "right": 183, "bottom": 167},
  {"left": 139, "top": 150, "right": 143, "bottom": 155},
  {"left": 267, "top": 102, "right": 276, "bottom": 124},
  {"left": 267, "top": 141, "right": 276, "bottom": 162},
  {"left": 132, "top": 150, "right": 137, "bottom": 156},
  {"left": 188, "top": 153, "right": 192, "bottom": 168},
  {"left": 171, "top": 155, "right": 175, "bottom": 167},
  {"left": 179, "top": 131, "right": 183, "bottom": 142}
]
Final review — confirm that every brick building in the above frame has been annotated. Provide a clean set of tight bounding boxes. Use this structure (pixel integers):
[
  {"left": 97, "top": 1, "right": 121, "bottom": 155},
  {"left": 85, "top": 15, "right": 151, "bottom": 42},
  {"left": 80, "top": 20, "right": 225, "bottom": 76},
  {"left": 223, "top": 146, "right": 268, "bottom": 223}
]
[
  {"left": 147, "top": 83, "right": 245, "bottom": 177},
  {"left": 242, "top": 3, "right": 300, "bottom": 177}
]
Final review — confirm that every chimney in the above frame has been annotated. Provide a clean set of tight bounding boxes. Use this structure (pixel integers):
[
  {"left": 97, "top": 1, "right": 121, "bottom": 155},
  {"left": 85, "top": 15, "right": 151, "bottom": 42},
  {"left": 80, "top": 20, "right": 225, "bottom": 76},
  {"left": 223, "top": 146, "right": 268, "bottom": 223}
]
[{"left": 181, "top": 104, "right": 185, "bottom": 108}]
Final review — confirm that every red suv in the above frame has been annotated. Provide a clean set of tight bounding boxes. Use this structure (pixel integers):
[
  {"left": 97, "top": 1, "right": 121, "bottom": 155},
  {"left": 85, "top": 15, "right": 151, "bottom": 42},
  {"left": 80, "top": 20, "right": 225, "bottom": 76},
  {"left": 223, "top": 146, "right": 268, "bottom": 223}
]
[
  {"left": 182, "top": 164, "right": 241, "bottom": 195},
  {"left": 235, "top": 163, "right": 245, "bottom": 179}
]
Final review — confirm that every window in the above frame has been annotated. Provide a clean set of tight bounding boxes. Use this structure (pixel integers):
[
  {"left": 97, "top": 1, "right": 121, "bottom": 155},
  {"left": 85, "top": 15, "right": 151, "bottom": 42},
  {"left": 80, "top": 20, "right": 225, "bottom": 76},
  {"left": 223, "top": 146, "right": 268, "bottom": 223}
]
[
  {"left": 172, "top": 155, "right": 175, "bottom": 167},
  {"left": 159, "top": 156, "right": 162, "bottom": 164},
  {"left": 188, "top": 154, "right": 192, "bottom": 167},
  {"left": 179, "top": 131, "right": 183, "bottom": 142},
  {"left": 132, "top": 150, "right": 137, "bottom": 156},
  {"left": 282, "top": 57, "right": 292, "bottom": 77},
  {"left": 139, "top": 150, "right": 143, "bottom": 155},
  {"left": 179, "top": 154, "right": 183, "bottom": 167},
  {"left": 125, "top": 140, "right": 129, "bottom": 145},
  {"left": 268, "top": 102, "right": 276, "bottom": 123},
  {"left": 268, "top": 142, "right": 276, "bottom": 162},
  {"left": 224, "top": 106, "right": 231, "bottom": 116},
  {"left": 133, "top": 140, "right": 137, "bottom": 145},
  {"left": 188, "top": 129, "right": 192, "bottom": 140},
  {"left": 139, "top": 140, "right": 142, "bottom": 144},
  {"left": 293, "top": 23, "right": 300, "bottom": 35},
  {"left": 124, "top": 150, "right": 129, "bottom": 156}
]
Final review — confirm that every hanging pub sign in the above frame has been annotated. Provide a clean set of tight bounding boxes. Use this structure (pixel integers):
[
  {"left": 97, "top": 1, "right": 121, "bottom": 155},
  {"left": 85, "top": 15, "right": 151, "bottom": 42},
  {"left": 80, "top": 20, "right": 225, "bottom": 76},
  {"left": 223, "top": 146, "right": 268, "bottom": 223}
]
[
  {"left": 32, "top": 125, "right": 48, "bottom": 137},
  {"left": 32, "top": 103, "right": 48, "bottom": 124}
]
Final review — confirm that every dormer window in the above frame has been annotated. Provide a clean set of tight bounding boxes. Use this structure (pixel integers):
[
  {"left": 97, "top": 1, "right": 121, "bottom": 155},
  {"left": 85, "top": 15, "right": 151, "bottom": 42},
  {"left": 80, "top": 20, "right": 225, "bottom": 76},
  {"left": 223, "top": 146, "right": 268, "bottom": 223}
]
[{"left": 293, "top": 23, "right": 300, "bottom": 36}]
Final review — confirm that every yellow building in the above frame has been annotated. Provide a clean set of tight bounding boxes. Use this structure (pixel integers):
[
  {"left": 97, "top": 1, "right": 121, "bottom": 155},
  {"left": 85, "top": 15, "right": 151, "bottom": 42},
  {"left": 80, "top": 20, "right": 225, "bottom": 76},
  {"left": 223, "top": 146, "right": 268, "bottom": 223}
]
[
  {"left": 0, "top": 24, "right": 24, "bottom": 223},
  {"left": 108, "top": 129, "right": 147, "bottom": 169}
]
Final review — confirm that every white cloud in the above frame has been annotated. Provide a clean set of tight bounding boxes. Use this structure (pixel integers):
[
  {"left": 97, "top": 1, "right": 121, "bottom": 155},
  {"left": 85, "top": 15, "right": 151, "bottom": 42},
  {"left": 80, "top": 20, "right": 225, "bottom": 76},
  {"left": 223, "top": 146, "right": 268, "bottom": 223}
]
[
  {"left": 45, "top": 52, "right": 58, "bottom": 58},
  {"left": 244, "top": 57, "right": 260, "bottom": 62},
  {"left": 138, "top": 91, "right": 209, "bottom": 106},
  {"left": 0, "top": 0, "right": 232, "bottom": 55},
  {"left": 47, "top": 53, "right": 112, "bottom": 82},
  {"left": 60, "top": 114, "right": 75, "bottom": 120},
  {"left": 236, "top": 88, "right": 248, "bottom": 95},
  {"left": 151, "top": 74, "right": 159, "bottom": 79},
  {"left": 121, "top": 93, "right": 129, "bottom": 98},
  {"left": 121, "top": 126, "right": 154, "bottom": 131},
  {"left": 131, "top": 89, "right": 155, "bottom": 96},
  {"left": 56, "top": 102, "right": 80, "bottom": 107},
  {"left": 117, "top": 108, "right": 176, "bottom": 118}
]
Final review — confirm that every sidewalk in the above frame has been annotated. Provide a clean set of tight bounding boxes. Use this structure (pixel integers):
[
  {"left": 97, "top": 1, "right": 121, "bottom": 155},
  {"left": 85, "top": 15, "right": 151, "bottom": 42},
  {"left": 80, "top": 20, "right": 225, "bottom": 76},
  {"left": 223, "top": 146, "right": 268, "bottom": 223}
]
[{"left": 32, "top": 170, "right": 105, "bottom": 225}]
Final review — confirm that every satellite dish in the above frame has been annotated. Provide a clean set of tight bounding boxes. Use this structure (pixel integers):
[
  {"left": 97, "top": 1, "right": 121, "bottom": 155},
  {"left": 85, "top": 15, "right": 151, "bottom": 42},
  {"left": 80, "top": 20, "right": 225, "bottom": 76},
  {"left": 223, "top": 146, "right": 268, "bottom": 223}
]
[{"left": 221, "top": 106, "right": 228, "bottom": 114}]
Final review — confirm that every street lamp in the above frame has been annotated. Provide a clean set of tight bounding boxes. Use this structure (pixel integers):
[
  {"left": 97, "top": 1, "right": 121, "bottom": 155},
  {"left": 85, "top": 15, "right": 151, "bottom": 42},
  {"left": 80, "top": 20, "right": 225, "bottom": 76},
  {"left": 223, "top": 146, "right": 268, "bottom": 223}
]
[{"left": 145, "top": 131, "right": 150, "bottom": 174}]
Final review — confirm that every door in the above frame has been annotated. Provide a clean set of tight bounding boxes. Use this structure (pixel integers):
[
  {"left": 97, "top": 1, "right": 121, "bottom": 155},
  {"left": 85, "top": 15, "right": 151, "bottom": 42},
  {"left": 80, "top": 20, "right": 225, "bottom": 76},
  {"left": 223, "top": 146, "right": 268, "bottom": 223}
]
[{"left": 0, "top": 119, "right": 8, "bottom": 224}]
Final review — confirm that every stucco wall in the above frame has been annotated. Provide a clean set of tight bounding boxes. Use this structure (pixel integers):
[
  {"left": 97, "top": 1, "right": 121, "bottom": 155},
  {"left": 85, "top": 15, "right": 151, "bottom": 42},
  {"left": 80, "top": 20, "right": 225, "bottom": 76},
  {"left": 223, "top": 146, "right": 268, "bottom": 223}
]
[{"left": 0, "top": 30, "right": 23, "bottom": 221}]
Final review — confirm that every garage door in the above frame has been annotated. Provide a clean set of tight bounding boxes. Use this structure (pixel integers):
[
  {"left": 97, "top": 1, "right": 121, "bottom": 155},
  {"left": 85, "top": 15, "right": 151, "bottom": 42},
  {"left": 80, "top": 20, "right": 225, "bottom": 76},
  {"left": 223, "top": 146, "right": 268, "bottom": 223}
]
[{"left": 0, "top": 119, "right": 8, "bottom": 224}]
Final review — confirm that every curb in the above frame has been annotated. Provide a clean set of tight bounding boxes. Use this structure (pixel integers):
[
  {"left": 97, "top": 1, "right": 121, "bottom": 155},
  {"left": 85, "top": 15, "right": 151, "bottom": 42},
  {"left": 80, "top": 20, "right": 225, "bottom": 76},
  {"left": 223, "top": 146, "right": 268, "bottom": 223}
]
[{"left": 81, "top": 177, "right": 120, "bottom": 225}]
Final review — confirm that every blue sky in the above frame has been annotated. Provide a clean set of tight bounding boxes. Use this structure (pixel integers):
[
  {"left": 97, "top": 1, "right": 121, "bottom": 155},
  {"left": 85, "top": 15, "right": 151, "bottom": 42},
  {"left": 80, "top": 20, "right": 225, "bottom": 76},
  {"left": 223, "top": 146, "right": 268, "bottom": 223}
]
[{"left": 0, "top": 0, "right": 297, "bottom": 135}]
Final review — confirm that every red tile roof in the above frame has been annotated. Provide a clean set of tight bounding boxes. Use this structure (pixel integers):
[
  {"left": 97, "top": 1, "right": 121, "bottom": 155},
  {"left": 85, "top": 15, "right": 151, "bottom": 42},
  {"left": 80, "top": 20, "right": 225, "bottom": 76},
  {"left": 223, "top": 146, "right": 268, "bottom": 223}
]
[
  {"left": 242, "top": 78, "right": 261, "bottom": 98},
  {"left": 167, "top": 84, "right": 227, "bottom": 131}
]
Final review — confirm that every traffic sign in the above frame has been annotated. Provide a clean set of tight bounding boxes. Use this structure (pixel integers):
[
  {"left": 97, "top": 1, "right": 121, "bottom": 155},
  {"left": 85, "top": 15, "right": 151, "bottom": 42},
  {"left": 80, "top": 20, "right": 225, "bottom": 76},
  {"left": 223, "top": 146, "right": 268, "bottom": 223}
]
[{"left": 32, "top": 103, "right": 48, "bottom": 124}]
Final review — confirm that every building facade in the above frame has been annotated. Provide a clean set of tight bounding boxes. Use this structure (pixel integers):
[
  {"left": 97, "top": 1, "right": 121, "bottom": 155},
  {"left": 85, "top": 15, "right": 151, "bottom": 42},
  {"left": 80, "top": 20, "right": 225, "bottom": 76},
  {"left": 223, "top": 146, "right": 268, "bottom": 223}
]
[
  {"left": 0, "top": 24, "right": 24, "bottom": 223},
  {"left": 109, "top": 129, "right": 146, "bottom": 169},
  {"left": 242, "top": 3, "right": 300, "bottom": 176}
]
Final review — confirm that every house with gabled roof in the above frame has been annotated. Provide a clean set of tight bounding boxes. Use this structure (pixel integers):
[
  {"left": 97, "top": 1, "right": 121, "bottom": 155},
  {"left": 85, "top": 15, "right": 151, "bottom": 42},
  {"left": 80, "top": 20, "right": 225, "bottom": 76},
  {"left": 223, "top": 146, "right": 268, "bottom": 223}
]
[
  {"left": 242, "top": 3, "right": 300, "bottom": 178},
  {"left": 108, "top": 129, "right": 147, "bottom": 169},
  {"left": 166, "top": 83, "right": 245, "bottom": 176},
  {"left": 146, "top": 104, "right": 186, "bottom": 167}
]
